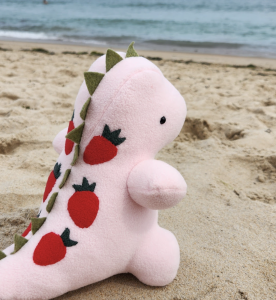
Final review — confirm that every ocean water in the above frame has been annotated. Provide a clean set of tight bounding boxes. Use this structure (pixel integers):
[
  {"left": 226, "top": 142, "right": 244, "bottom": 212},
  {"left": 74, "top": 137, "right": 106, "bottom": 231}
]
[{"left": 0, "top": 0, "right": 276, "bottom": 57}]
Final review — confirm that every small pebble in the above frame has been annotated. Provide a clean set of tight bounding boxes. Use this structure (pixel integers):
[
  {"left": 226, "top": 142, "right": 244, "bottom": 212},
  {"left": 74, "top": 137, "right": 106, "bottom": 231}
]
[{"left": 257, "top": 175, "right": 265, "bottom": 183}]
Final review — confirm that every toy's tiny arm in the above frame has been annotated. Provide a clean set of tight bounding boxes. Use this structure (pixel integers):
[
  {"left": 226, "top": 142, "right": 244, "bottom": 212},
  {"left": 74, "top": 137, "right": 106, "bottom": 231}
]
[
  {"left": 52, "top": 128, "right": 67, "bottom": 154},
  {"left": 127, "top": 160, "right": 187, "bottom": 210}
]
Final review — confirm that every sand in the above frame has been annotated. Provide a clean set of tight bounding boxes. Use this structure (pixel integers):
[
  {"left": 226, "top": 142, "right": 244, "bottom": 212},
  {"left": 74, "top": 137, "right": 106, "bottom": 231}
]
[{"left": 1, "top": 40, "right": 276, "bottom": 300}]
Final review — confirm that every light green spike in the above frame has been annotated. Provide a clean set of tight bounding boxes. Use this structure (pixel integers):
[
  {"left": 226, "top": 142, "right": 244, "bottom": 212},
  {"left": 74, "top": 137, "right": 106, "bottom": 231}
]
[
  {"left": 14, "top": 234, "right": 28, "bottom": 253},
  {"left": 65, "top": 122, "right": 85, "bottom": 144},
  {"left": 71, "top": 144, "right": 79, "bottom": 166},
  {"left": 84, "top": 72, "right": 104, "bottom": 96},
  {"left": 0, "top": 251, "right": 6, "bottom": 260},
  {"left": 59, "top": 169, "right": 71, "bottom": 189},
  {"left": 106, "top": 49, "right": 123, "bottom": 72},
  {"left": 31, "top": 217, "right": 46, "bottom": 235},
  {"left": 126, "top": 42, "right": 139, "bottom": 58},
  {"left": 46, "top": 192, "right": 58, "bottom": 213},
  {"left": 80, "top": 97, "right": 91, "bottom": 120}
]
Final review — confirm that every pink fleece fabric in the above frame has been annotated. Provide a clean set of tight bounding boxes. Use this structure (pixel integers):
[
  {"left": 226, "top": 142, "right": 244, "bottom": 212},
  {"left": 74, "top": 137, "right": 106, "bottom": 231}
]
[
  {"left": 128, "top": 160, "right": 187, "bottom": 210},
  {"left": 53, "top": 127, "right": 68, "bottom": 154},
  {"left": 0, "top": 50, "right": 187, "bottom": 299}
]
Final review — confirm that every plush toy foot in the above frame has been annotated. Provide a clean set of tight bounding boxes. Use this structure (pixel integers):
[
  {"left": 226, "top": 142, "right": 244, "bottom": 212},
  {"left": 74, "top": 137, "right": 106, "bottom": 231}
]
[{"left": 128, "top": 225, "right": 180, "bottom": 286}]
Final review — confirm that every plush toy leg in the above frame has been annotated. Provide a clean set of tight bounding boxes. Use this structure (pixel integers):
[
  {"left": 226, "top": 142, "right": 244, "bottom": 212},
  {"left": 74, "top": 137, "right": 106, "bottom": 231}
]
[{"left": 128, "top": 226, "right": 180, "bottom": 286}]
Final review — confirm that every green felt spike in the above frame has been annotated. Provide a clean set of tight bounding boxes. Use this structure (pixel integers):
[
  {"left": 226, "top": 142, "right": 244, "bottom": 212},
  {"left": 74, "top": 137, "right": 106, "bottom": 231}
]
[
  {"left": 126, "top": 42, "right": 139, "bottom": 58},
  {"left": 59, "top": 169, "right": 71, "bottom": 189},
  {"left": 0, "top": 251, "right": 6, "bottom": 260},
  {"left": 65, "top": 122, "right": 85, "bottom": 144},
  {"left": 46, "top": 192, "right": 58, "bottom": 213},
  {"left": 31, "top": 217, "right": 46, "bottom": 235},
  {"left": 106, "top": 49, "right": 123, "bottom": 72},
  {"left": 14, "top": 234, "right": 28, "bottom": 253},
  {"left": 71, "top": 144, "right": 79, "bottom": 166},
  {"left": 80, "top": 97, "right": 91, "bottom": 120},
  {"left": 84, "top": 72, "right": 104, "bottom": 96}
]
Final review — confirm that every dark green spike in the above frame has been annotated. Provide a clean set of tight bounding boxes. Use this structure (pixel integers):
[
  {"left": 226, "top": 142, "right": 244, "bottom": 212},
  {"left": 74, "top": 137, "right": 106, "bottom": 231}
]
[
  {"left": 31, "top": 217, "right": 46, "bottom": 235},
  {"left": 14, "top": 234, "right": 28, "bottom": 253},
  {"left": 46, "top": 193, "right": 58, "bottom": 213},
  {"left": 0, "top": 251, "right": 6, "bottom": 260},
  {"left": 71, "top": 144, "right": 79, "bottom": 166},
  {"left": 106, "top": 49, "right": 123, "bottom": 72},
  {"left": 84, "top": 72, "right": 104, "bottom": 96},
  {"left": 59, "top": 169, "right": 71, "bottom": 189},
  {"left": 80, "top": 97, "right": 91, "bottom": 120},
  {"left": 126, "top": 42, "right": 139, "bottom": 58},
  {"left": 65, "top": 122, "right": 85, "bottom": 144}
]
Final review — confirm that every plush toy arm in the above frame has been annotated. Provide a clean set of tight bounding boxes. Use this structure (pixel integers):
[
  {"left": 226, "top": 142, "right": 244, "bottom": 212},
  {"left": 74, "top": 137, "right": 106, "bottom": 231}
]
[
  {"left": 127, "top": 160, "right": 187, "bottom": 210},
  {"left": 52, "top": 128, "right": 67, "bottom": 154}
]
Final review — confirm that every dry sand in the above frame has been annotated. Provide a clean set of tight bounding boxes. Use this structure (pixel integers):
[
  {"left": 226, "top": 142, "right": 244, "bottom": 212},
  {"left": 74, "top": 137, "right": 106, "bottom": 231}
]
[{"left": 0, "top": 40, "right": 276, "bottom": 300}]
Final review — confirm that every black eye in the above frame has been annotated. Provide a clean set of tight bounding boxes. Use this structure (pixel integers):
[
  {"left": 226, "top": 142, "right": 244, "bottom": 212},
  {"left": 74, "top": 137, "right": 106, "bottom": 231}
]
[{"left": 160, "top": 116, "right": 166, "bottom": 124}]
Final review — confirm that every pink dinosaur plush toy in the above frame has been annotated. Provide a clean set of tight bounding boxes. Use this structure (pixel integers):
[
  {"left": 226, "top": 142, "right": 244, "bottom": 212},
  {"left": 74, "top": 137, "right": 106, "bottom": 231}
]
[{"left": 0, "top": 43, "right": 187, "bottom": 299}]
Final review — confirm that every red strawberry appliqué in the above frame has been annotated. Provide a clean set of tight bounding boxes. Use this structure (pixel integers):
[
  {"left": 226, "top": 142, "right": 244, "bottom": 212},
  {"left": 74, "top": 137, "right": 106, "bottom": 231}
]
[
  {"left": 83, "top": 124, "right": 126, "bottom": 165},
  {"left": 22, "top": 223, "right": 32, "bottom": 237},
  {"left": 65, "top": 111, "right": 75, "bottom": 155},
  {"left": 33, "top": 228, "right": 78, "bottom": 266},
  {"left": 43, "top": 163, "right": 61, "bottom": 202},
  {"left": 68, "top": 177, "right": 99, "bottom": 228}
]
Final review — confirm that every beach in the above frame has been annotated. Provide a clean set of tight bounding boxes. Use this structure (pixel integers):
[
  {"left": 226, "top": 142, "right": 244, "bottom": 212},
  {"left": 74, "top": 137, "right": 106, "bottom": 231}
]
[{"left": 1, "top": 40, "right": 276, "bottom": 299}]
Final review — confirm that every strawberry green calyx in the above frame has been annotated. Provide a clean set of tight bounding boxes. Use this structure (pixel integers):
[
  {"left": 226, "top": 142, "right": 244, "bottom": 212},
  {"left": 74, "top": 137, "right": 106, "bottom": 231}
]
[
  {"left": 126, "top": 42, "right": 139, "bottom": 58},
  {"left": 73, "top": 177, "right": 96, "bottom": 192},
  {"left": 60, "top": 228, "right": 78, "bottom": 247},
  {"left": 53, "top": 163, "right": 61, "bottom": 180},
  {"left": 0, "top": 251, "right": 6, "bottom": 260},
  {"left": 102, "top": 124, "right": 126, "bottom": 146}
]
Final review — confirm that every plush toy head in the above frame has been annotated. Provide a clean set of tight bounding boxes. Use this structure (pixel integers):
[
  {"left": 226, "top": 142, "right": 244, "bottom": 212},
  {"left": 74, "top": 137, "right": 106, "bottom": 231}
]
[{"left": 71, "top": 45, "right": 187, "bottom": 161}]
